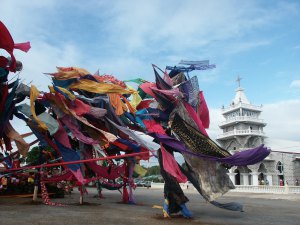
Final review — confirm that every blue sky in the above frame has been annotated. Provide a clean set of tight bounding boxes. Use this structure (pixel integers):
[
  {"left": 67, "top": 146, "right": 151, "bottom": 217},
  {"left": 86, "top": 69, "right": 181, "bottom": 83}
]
[{"left": 1, "top": 0, "right": 300, "bottom": 143}]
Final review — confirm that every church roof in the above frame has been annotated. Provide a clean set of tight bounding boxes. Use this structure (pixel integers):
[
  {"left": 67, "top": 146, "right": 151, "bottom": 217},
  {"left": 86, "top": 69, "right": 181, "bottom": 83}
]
[
  {"left": 233, "top": 87, "right": 250, "bottom": 104},
  {"left": 264, "top": 138, "right": 300, "bottom": 154}
]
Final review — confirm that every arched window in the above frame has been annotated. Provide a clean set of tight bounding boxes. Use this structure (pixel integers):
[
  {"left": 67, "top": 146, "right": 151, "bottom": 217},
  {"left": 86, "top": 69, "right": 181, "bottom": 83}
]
[{"left": 277, "top": 161, "right": 284, "bottom": 173}]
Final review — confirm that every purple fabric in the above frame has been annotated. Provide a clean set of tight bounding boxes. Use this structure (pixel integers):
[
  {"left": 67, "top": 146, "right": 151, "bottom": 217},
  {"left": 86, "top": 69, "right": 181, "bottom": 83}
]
[
  {"left": 61, "top": 115, "right": 99, "bottom": 145},
  {"left": 220, "top": 145, "right": 271, "bottom": 166},
  {"left": 151, "top": 133, "right": 270, "bottom": 166}
]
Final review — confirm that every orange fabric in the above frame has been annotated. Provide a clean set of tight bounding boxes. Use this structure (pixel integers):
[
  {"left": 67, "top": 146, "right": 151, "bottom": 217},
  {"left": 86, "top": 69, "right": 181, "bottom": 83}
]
[
  {"left": 4, "top": 122, "right": 30, "bottom": 156},
  {"left": 48, "top": 67, "right": 90, "bottom": 80},
  {"left": 108, "top": 94, "right": 125, "bottom": 115},
  {"left": 121, "top": 96, "right": 136, "bottom": 114}
]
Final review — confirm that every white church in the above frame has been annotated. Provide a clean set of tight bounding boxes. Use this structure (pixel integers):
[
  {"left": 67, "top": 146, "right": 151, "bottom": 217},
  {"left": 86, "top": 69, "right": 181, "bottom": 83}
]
[{"left": 216, "top": 78, "right": 300, "bottom": 186}]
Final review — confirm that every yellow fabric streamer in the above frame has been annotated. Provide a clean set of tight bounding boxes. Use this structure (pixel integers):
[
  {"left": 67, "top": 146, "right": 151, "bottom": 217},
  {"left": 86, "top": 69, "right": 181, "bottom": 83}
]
[
  {"left": 134, "top": 164, "right": 147, "bottom": 177},
  {"left": 49, "top": 67, "right": 91, "bottom": 80},
  {"left": 69, "top": 79, "right": 134, "bottom": 95},
  {"left": 48, "top": 86, "right": 76, "bottom": 101},
  {"left": 126, "top": 85, "right": 142, "bottom": 109},
  {"left": 30, "top": 85, "right": 48, "bottom": 131}
]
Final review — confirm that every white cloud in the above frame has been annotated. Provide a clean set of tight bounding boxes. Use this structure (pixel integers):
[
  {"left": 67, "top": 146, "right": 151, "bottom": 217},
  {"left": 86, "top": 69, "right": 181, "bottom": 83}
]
[
  {"left": 262, "top": 99, "right": 300, "bottom": 142},
  {"left": 207, "top": 108, "right": 224, "bottom": 140},
  {"left": 1, "top": 0, "right": 298, "bottom": 88},
  {"left": 13, "top": 41, "right": 84, "bottom": 92},
  {"left": 290, "top": 80, "right": 300, "bottom": 89}
]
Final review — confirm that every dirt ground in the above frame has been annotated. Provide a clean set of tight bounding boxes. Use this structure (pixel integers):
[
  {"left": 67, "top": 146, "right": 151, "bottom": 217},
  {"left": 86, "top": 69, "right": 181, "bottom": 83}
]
[{"left": 1, "top": 188, "right": 300, "bottom": 225}]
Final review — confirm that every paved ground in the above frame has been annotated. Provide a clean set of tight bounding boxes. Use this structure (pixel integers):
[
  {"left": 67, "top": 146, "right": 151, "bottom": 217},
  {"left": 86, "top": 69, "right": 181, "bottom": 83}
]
[{"left": 1, "top": 187, "right": 300, "bottom": 225}]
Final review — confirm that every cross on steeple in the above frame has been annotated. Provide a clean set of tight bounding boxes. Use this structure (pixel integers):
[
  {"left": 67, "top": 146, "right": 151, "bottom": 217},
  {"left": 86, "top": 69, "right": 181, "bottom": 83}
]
[{"left": 236, "top": 75, "right": 242, "bottom": 87}]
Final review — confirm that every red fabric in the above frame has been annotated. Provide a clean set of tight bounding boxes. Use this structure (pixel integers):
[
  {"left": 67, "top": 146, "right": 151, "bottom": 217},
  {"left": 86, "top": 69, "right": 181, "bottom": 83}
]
[
  {"left": 70, "top": 168, "right": 86, "bottom": 185},
  {"left": 12, "top": 160, "right": 20, "bottom": 168},
  {"left": 198, "top": 91, "right": 210, "bottom": 129},
  {"left": 0, "top": 85, "right": 8, "bottom": 113},
  {"left": 42, "top": 170, "right": 73, "bottom": 182},
  {"left": 3, "top": 134, "right": 12, "bottom": 151},
  {"left": 67, "top": 99, "right": 91, "bottom": 116},
  {"left": 161, "top": 145, "right": 187, "bottom": 183},
  {"left": 0, "top": 21, "right": 30, "bottom": 72},
  {"left": 94, "top": 74, "right": 127, "bottom": 88},
  {"left": 53, "top": 120, "right": 72, "bottom": 148},
  {"left": 139, "top": 82, "right": 157, "bottom": 98},
  {"left": 122, "top": 164, "right": 129, "bottom": 203},
  {"left": 139, "top": 147, "right": 150, "bottom": 160},
  {"left": 136, "top": 99, "right": 154, "bottom": 110},
  {"left": 183, "top": 101, "right": 208, "bottom": 137},
  {"left": 112, "top": 140, "right": 130, "bottom": 151},
  {"left": 0, "top": 56, "right": 8, "bottom": 68},
  {"left": 111, "top": 140, "right": 150, "bottom": 160},
  {"left": 0, "top": 21, "right": 15, "bottom": 71},
  {"left": 142, "top": 119, "right": 166, "bottom": 135},
  {"left": 86, "top": 162, "right": 126, "bottom": 180}
]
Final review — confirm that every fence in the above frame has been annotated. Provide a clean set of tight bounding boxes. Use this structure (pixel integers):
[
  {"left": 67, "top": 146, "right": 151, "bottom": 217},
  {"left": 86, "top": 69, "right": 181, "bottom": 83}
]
[{"left": 150, "top": 182, "right": 300, "bottom": 194}]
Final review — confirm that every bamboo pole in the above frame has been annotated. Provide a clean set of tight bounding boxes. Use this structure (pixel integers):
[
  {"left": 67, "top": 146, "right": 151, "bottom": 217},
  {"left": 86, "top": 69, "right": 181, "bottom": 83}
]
[{"left": 2, "top": 152, "right": 148, "bottom": 173}]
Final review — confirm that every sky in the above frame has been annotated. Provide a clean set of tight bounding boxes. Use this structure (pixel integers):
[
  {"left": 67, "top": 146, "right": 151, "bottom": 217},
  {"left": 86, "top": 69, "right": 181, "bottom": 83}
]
[{"left": 1, "top": 0, "right": 300, "bottom": 153}]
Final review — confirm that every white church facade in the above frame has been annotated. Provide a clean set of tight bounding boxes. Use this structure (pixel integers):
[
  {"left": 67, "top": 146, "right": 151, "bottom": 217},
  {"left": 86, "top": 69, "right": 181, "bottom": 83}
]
[{"left": 216, "top": 78, "right": 300, "bottom": 186}]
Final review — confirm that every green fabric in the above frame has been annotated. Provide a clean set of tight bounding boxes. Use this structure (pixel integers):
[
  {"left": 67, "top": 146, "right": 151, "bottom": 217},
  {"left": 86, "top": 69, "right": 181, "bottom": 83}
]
[{"left": 123, "top": 78, "right": 145, "bottom": 84}]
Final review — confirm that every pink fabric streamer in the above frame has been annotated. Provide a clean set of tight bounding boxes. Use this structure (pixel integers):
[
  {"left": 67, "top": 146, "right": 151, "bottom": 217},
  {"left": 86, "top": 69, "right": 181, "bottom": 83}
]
[
  {"left": 71, "top": 168, "right": 86, "bottom": 185},
  {"left": 139, "top": 82, "right": 157, "bottom": 98},
  {"left": 183, "top": 101, "right": 208, "bottom": 137},
  {"left": 14, "top": 42, "right": 31, "bottom": 52},
  {"left": 53, "top": 120, "right": 72, "bottom": 148},
  {"left": 61, "top": 115, "right": 99, "bottom": 145},
  {"left": 85, "top": 161, "right": 126, "bottom": 180},
  {"left": 163, "top": 70, "right": 173, "bottom": 86},
  {"left": 150, "top": 87, "right": 182, "bottom": 101},
  {"left": 161, "top": 145, "right": 187, "bottom": 183}
]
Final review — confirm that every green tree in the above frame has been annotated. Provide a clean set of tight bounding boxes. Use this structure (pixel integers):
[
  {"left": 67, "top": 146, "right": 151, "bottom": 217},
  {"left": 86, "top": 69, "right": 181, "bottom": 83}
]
[
  {"left": 145, "top": 165, "right": 160, "bottom": 176},
  {"left": 26, "top": 146, "right": 56, "bottom": 165}
]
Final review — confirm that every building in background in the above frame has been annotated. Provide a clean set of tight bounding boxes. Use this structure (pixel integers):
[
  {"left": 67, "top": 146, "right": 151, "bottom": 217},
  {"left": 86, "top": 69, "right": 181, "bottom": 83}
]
[{"left": 216, "top": 77, "right": 300, "bottom": 186}]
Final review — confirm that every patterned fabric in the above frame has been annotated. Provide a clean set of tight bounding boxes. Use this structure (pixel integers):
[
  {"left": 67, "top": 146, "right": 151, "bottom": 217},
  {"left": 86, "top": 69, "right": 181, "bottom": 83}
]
[
  {"left": 171, "top": 113, "right": 231, "bottom": 158},
  {"left": 178, "top": 76, "right": 199, "bottom": 109},
  {"left": 94, "top": 74, "right": 126, "bottom": 88}
]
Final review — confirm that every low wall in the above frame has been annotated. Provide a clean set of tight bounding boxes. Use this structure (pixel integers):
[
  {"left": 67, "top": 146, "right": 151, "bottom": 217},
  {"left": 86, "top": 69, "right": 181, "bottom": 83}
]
[
  {"left": 150, "top": 182, "right": 300, "bottom": 194},
  {"left": 231, "top": 185, "right": 300, "bottom": 194}
]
